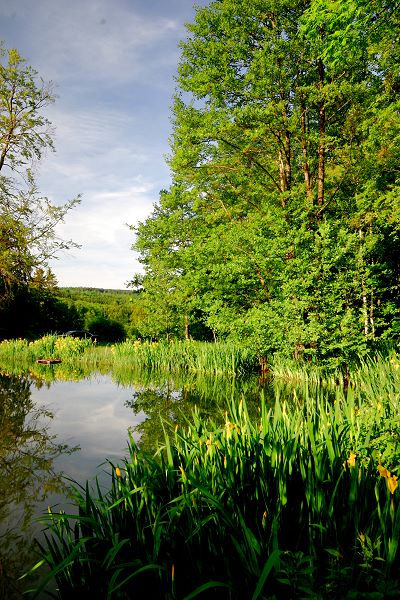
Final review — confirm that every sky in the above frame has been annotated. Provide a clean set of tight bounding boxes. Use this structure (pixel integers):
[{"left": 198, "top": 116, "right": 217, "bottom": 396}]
[{"left": 0, "top": 0, "right": 207, "bottom": 289}]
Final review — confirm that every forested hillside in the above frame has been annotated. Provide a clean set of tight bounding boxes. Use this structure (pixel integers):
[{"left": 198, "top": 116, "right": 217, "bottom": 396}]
[
  {"left": 133, "top": 0, "right": 400, "bottom": 366},
  {"left": 55, "top": 287, "right": 144, "bottom": 341}
]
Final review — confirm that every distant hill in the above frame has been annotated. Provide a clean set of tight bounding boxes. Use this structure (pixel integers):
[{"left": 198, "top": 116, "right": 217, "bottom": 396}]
[{"left": 56, "top": 287, "right": 144, "bottom": 340}]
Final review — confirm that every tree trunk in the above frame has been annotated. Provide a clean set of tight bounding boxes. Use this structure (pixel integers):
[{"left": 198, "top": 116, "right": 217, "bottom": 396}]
[
  {"left": 362, "top": 279, "right": 369, "bottom": 338},
  {"left": 300, "top": 96, "right": 312, "bottom": 199},
  {"left": 370, "top": 291, "right": 375, "bottom": 338},
  {"left": 184, "top": 314, "right": 189, "bottom": 340},
  {"left": 317, "top": 59, "right": 325, "bottom": 208}
]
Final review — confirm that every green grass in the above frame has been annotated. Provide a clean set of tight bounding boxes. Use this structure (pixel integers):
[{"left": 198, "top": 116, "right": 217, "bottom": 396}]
[
  {"left": 111, "top": 339, "right": 257, "bottom": 375},
  {"left": 28, "top": 380, "right": 400, "bottom": 599},
  {"left": 0, "top": 336, "right": 258, "bottom": 376}
]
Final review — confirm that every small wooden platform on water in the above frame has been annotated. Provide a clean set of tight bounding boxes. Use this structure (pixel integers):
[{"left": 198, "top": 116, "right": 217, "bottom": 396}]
[{"left": 36, "top": 358, "right": 62, "bottom": 364}]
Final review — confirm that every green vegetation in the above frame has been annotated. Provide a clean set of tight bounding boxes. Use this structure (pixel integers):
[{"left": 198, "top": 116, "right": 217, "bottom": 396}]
[
  {"left": 0, "top": 372, "right": 77, "bottom": 599},
  {"left": 0, "top": 46, "right": 80, "bottom": 339},
  {"left": 0, "top": 336, "right": 258, "bottom": 376},
  {"left": 55, "top": 287, "right": 142, "bottom": 341},
  {"left": 30, "top": 367, "right": 400, "bottom": 598},
  {"left": 1, "top": 2, "right": 400, "bottom": 596},
  {"left": 132, "top": 0, "right": 400, "bottom": 366}
]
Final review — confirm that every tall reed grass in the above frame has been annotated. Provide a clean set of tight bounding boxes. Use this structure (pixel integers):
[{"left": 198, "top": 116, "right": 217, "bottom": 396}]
[
  {"left": 111, "top": 339, "right": 257, "bottom": 375},
  {"left": 0, "top": 334, "right": 93, "bottom": 362},
  {"left": 0, "top": 336, "right": 258, "bottom": 375},
  {"left": 29, "top": 386, "right": 400, "bottom": 599}
]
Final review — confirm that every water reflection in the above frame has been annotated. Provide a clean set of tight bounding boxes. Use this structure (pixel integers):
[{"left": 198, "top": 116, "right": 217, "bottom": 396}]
[
  {"left": 123, "top": 371, "right": 264, "bottom": 452},
  {"left": 0, "top": 373, "right": 78, "bottom": 599},
  {"left": 0, "top": 362, "right": 310, "bottom": 598}
]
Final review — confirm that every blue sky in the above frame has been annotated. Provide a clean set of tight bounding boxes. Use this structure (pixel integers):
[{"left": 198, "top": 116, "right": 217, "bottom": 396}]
[{"left": 1, "top": 0, "right": 206, "bottom": 289}]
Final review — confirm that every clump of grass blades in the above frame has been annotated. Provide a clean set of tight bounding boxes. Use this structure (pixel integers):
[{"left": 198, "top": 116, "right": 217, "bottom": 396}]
[
  {"left": 110, "top": 339, "right": 257, "bottom": 375},
  {"left": 30, "top": 390, "right": 400, "bottom": 599},
  {"left": 0, "top": 334, "right": 93, "bottom": 364},
  {"left": 0, "top": 337, "right": 257, "bottom": 376}
]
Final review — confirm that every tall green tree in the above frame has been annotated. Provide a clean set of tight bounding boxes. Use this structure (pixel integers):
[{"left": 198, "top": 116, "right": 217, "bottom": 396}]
[
  {"left": 0, "top": 45, "right": 80, "bottom": 334},
  {"left": 134, "top": 0, "right": 400, "bottom": 364}
]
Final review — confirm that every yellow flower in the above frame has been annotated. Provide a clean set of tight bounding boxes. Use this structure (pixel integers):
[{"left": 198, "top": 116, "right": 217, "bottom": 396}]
[
  {"left": 115, "top": 467, "right": 122, "bottom": 477},
  {"left": 346, "top": 451, "right": 356, "bottom": 468},
  {"left": 378, "top": 464, "right": 398, "bottom": 494},
  {"left": 262, "top": 511, "right": 267, "bottom": 528},
  {"left": 378, "top": 464, "right": 391, "bottom": 478},
  {"left": 388, "top": 475, "right": 398, "bottom": 494},
  {"left": 179, "top": 465, "right": 186, "bottom": 482}
]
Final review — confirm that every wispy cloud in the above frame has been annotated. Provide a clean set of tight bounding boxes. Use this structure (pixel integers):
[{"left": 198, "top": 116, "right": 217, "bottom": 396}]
[
  {"left": 0, "top": 0, "right": 204, "bottom": 288},
  {"left": 1, "top": 0, "right": 182, "bottom": 84}
]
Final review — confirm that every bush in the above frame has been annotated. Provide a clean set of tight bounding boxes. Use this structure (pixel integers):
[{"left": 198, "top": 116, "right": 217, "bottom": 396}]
[{"left": 86, "top": 316, "right": 126, "bottom": 343}]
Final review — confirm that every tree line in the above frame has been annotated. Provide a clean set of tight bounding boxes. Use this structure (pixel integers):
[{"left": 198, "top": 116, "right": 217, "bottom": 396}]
[
  {"left": 133, "top": 0, "right": 400, "bottom": 366},
  {"left": 1, "top": 0, "right": 399, "bottom": 365}
]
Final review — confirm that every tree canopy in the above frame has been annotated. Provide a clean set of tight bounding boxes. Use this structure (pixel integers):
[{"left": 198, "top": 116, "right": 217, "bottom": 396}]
[
  {"left": 133, "top": 0, "right": 400, "bottom": 366},
  {"left": 0, "top": 45, "right": 80, "bottom": 336}
]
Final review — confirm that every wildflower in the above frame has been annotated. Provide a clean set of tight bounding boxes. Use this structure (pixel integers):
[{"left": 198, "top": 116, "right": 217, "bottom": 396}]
[
  {"left": 378, "top": 464, "right": 398, "bottom": 494},
  {"left": 115, "top": 467, "right": 122, "bottom": 478},
  {"left": 345, "top": 451, "right": 356, "bottom": 468},
  {"left": 179, "top": 465, "right": 186, "bottom": 482},
  {"left": 262, "top": 511, "right": 267, "bottom": 528},
  {"left": 225, "top": 421, "right": 240, "bottom": 438},
  {"left": 388, "top": 475, "right": 398, "bottom": 494},
  {"left": 378, "top": 464, "right": 390, "bottom": 478}
]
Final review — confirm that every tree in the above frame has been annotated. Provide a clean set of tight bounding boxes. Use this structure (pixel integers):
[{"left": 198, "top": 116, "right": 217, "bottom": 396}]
[
  {"left": 0, "top": 45, "right": 80, "bottom": 333},
  {"left": 134, "top": 0, "right": 400, "bottom": 365}
]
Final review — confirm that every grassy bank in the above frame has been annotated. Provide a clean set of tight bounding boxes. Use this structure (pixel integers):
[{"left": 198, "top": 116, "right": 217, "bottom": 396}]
[
  {"left": 0, "top": 336, "right": 258, "bottom": 375},
  {"left": 29, "top": 381, "right": 400, "bottom": 599},
  {"left": 2, "top": 335, "right": 399, "bottom": 383}
]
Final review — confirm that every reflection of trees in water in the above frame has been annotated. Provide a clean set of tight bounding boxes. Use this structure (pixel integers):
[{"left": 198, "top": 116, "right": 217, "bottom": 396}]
[
  {"left": 0, "top": 372, "right": 78, "bottom": 599},
  {"left": 125, "top": 374, "right": 264, "bottom": 454}
]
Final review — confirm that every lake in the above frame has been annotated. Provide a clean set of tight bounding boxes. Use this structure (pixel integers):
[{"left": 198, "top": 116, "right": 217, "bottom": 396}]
[{"left": 0, "top": 365, "right": 267, "bottom": 598}]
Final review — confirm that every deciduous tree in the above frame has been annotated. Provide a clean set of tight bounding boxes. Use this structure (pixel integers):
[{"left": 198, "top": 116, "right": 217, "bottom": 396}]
[
  {"left": 0, "top": 45, "right": 80, "bottom": 332},
  {"left": 134, "top": 0, "right": 400, "bottom": 364}
]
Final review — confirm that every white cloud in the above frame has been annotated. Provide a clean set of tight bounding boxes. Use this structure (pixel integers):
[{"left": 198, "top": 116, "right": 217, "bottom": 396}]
[
  {"left": 0, "top": 0, "right": 205, "bottom": 288},
  {"left": 49, "top": 183, "right": 154, "bottom": 288}
]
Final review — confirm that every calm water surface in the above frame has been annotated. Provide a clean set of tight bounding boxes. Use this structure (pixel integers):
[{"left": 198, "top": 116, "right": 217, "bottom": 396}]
[
  {"left": 0, "top": 366, "right": 266, "bottom": 598},
  {"left": 30, "top": 374, "right": 146, "bottom": 488}
]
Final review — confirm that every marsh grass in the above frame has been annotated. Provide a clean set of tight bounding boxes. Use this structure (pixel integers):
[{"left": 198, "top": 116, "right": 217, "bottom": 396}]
[
  {"left": 29, "top": 385, "right": 400, "bottom": 599},
  {"left": 0, "top": 336, "right": 258, "bottom": 375},
  {"left": 0, "top": 334, "right": 93, "bottom": 363},
  {"left": 111, "top": 339, "right": 257, "bottom": 375}
]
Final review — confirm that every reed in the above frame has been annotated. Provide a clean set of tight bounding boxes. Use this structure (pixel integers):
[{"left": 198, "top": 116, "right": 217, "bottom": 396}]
[
  {"left": 29, "top": 385, "right": 400, "bottom": 599},
  {"left": 111, "top": 339, "right": 257, "bottom": 375},
  {"left": 0, "top": 334, "right": 93, "bottom": 363},
  {"left": 0, "top": 337, "right": 258, "bottom": 375}
]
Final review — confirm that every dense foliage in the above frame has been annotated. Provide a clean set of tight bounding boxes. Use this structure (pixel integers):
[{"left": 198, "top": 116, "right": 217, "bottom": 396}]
[
  {"left": 32, "top": 370, "right": 400, "bottom": 598},
  {"left": 133, "top": 0, "right": 400, "bottom": 366},
  {"left": 0, "top": 45, "right": 80, "bottom": 338},
  {"left": 55, "top": 287, "right": 143, "bottom": 341}
]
